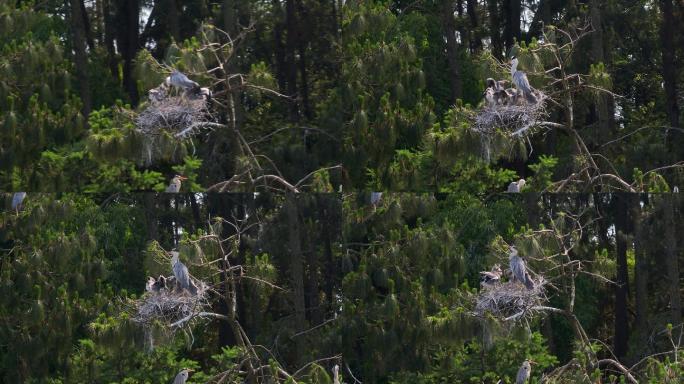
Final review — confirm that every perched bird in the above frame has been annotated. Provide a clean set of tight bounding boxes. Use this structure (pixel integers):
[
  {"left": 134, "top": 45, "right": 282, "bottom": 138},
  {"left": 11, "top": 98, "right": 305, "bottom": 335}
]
[
  {"left": 510, "top": 56, "right": 538, "bottom": 104},
  {"left": 480, "top": 264, "right": 503, "bottom": 287},
  {"left": 509, "top": 246, "right": 535, "bottom": 290},
  {"left": 507, "top": 179, "right": 526, "bottom": 193},
  {"left": 148, "top": 84, "right": 168, "bottom": 104},
  {"left": 146, "top": 276, "right": 157, "bottom": 292},
  {"left": 166, "top": 175, "right": 188, "bottom": 193},
  {"left": 333, "top": 364, "right": 340, "bottom": 384},
  {"left": 166, "top": 70, "right": 200, "bottom": 92},
  {"left": 674, "top": 186, "right": 679, "bottom": 193},
  {"left": 504, "top": 88, "right": 520, "bottom": 105},
  {"left": 171, "top": 251, "right": 198, "bottom": 295},
  {"left": 370, "top": 192, "right": 382, "bottom": 206},
  {"left": 173, "top": 368, "right": 194, "bottom": 384},
  {"left": 11, "top": 192, "right": 26, "bottom": 212},
  {"left": 187, "top": 86, "right": 212, "bottom": 101},
  {"left": 516, "top": 360, "right": 534, "bottom": 384},
  {"left": 483, "top": 86, "right": 496, "bottom": 108},
  {"left": 486, "top": 78, "right": 509, "bottom": 105},
  {"left": 146, "top": 275, "right": 168, "bottom": 292}
]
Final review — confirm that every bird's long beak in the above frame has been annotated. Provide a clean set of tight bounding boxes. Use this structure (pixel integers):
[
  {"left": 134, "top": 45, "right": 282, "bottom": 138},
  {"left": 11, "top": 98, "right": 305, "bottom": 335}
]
[
  {"left": 528, "top": 360, "right": 537, "bottom": 365},
  {"left": 179, "top": 175, "right": 188, "bottom": 180}
]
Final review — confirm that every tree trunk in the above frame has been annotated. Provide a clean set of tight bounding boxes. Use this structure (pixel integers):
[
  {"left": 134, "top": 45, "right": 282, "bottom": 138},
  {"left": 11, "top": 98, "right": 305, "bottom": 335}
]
[
  {"left": 79, "top": 0, "right": 95, "bottom": 50},
  {"left": 663, "top": 195, "right": 682, "bottom": 326},
  {"left": 660, "top": 0, "right": 680, "bottom": 152},
  {"left": 296, "top": 0, "right": 312, "bottom": 119},
  {"left": 466, "top": 0, "right": 482, "bottom": 52},
  {"left": 488, "top": 0, "right": 503, "bottom": 60},
  {"left": 528, "top": 0, "right": 552, "bottom": 40},
  {"left": 116, "top": 0, "right": 140, "bottom": 105},
  {"left": 613, "top": 195, "right": 630, "bottom": 360},
  {"left": 166, "top": 0, "right": 180, "bottom": 42},
  {"left": 285, "top": 0, "right": 300, "bottom": 120},
  {"left": 504, "top": 0, "right": 521, "bottom": 54},
  {"left": 589, "top": 0, "right": 613, "bottom": 146},
  {"left": 286, "top": 194, "right": 306, "bottom": 363},
  {"left": 633, "top": 195, "right": 649, "bottom": 351},
  {"left": 69, "top": 0, "right": 92, "bottom": 117},
  {"left": 441, "top": 0, "right": 462, "bottom": 101}
]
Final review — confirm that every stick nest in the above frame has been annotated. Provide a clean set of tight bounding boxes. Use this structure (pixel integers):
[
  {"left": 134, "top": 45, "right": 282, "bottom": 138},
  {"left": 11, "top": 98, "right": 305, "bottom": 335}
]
[
  {"left": 131, "top": 276, "right": 210, "bottom": 329},
  {"left": 474, "top": 279, "right": 547, "bottom": 323},
  {"left": 473, "top": 91, "right": 549, "bottom": 137},
  {"left": 135, "top": 97, "right": 213, "bottom": 140}
]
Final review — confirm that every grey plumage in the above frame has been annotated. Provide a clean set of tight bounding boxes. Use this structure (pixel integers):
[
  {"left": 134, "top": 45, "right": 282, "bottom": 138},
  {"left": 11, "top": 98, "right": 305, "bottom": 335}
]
[
  {"left": 333, "top": 364, "right": 340, "bottom": 384},
  {"left": 173, "top": 368, "right": 193, "bottom": 384},
  {"left": 370, "top": 192, "right": 382, "bottom": 206},
  {"left": 515, "top": 360, "right": 532, "bottom": 384},
  {"left": 484, "top": 87, "right": 496, "bottom": 108},
  {"left": 171, "top": 251, "right": 197, "bottom": 295},
  {"left": 11, "top": 192, "right": 26, "bottom": 211},
  {"left": 166, "top": 70, "right": 200, "bottom": 91},
  {"left": 148, "top": 84, "right": 168, "bottom": 104},
  {"left": 510, "top": 57, "right": 538, "bottom": 104},
  {"left": 509, "top": 246, "right": 535, "bottom": 290}
]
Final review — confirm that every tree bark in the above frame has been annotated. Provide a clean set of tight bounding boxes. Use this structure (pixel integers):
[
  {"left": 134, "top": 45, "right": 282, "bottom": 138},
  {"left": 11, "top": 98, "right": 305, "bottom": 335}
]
[
  {"left": 663, "top": 195, "right": 682, "bottom": 326},
  {"left": 116, "top": 0, "right": 140, "bottom": 104},
  {"left": 589, "top": 0, "right": 613, "bottom": 145},
  {"left": 660, "top": 0, "right": 681, "bottom": 152},
  {"left": 441, "top": 0, "right": 463, "bottom": 101},
  {"left": 488, "top": 0, "right": 503, "bottom": 60},
  {"left": 285, "top": 0, "right": 300, "bottom": 120},
  {"left": 633, "top": 195, "right": 649, "bottom": 348},
  {"left": 69, "top": 0, "right": 92, "bottom": 117},
  {"left": 504, "top": 0, "right": 521, "bottom": 54},
  {"left": 466, "top": 0, "right": 482, "bottom": 52},
  {"left": 296, "top": 0, "right": 312, "bottom": 119},
  {"left": 286, "top": 194, "right": 306, "bottom": 363}
]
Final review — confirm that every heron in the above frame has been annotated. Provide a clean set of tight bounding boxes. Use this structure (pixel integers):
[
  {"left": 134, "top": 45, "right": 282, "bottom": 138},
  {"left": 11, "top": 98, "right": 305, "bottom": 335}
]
[
  {"left": 171, "top": 251, "right": 198, "bottom": 294},
  {"left": 11, "top": 192, "right": 26, "bottom": 212},
  {"left": 507, "top": 179, "right": 526, "bottom": 193},
  {"left": 148, "top": 84, "right": 168, "bottom": 104},
  {"left": 510, "top": 56, "right": 537, "bottom": 104},
  {"left": 173, "top": 368, "right": 194, "bottom": 384},
  {"left": 486, "top": 78, "right": 509, "bottom": 105},
  {"left": 333, "top": 364, "right": 340, "bottom": 384},
  {"left": 480, "top": 264, "right": 503, "bottom": 287},
  {"left": 187, "top": 86, "right": 212, "bottom": 101},
  {"left": 516, "top": 359, "right": 535, "bottom": 384},
  {"left": 370, "top": 192, "right": 382, "bottom": 206},
  {"left": 146, "top": 275, "right": 168, "bottom": 292},
  {"left": 504, "top": 88, "right": 520, "bottom": 105},
  {"left": 674, "top": 186, "right": 679, "bottom": 193},
  {"left": 166, "top": 175, "right": 188, "bottom": 193},
  {"left": 166, "top": 70, "right": 200, "bottom": 92},
  {"left": 509, "top": 246, "right": 535, "bottom": 290},
  {"left": 483, "top": 85, "right": 496, "bottom": 108}
]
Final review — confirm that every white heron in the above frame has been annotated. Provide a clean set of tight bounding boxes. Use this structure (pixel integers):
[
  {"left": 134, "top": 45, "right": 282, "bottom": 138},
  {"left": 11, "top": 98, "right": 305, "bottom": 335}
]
[
  {"left": 509, "top": 246, "right": 535, "bottom": 290},
  {"left": 510, "top": 56, "right": 537, "bottom": 104},
  {"left": 11, "top": 192, "right": 26, "bottom": 212},
  {"left": 515, "top": 359, "right": 534, "bottom": 384},
  {"left": 507, "top": 179, "right": 526, "bottom": 193},
  {"left": 166, "top": 175, "right": 187, "bottom": 193},
  {"left": 480, "top": 264, "right": 503, "bottom": 287},
  {"left": 172, "top": 368, "right": 194, "bottom": 384}
]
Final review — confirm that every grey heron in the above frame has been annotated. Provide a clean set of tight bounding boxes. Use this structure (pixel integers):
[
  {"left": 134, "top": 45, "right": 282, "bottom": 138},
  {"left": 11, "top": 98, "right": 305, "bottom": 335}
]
[
  {"left": 674, "top": 186, "right": 679, "bottom": 193},
  {"left": 486, "top": 78, "right": 509, "bottom": 105},
  {"left": 510, "top": 56, "right": 537, "bottom": 104},
  {"left": 480, "top": 264, "right": 503, "bottom": 287},
  {"left": 504, "top": 88, "right": 520, "bottom": 105},
  {"left": 166, "top": 70, "right": 200, "bottom": 92},
  {"left": 515, "top": 359, "right": 534, "bottom": 384},
  {"left": 11, "top": 192, "right": 26, "bottom": 212},
  {"left": 483, "top": 86, "right": 496, "bottom": 108},
  {"left": 370, "top": 192, "right": 382, "bottom": 206},
  {"left": 166, "top": 175, "right": 187, "bottom": 193},
  {"left": 509, "top": 246, "right": 535, "bottom": 290},
  {"left": 146, "top": 275, "right": 168, "bottom": 292},
  {"left": 171, "top": 251, "right": 198, "bottom": 295},
  {"left": 333, "top": 364, "right": 340, "bottom": 384},
  {"left": 507, "top": 179, "right": 526, "bottom": 193},
  {"left": 173, "top": 368, "right": 194, "bottom": 384}
]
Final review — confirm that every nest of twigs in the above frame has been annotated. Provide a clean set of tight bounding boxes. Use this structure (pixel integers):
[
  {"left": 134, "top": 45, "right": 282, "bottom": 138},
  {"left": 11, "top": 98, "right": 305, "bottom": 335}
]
[
  {"left": 131, "top": 276, "right": 210, "bottom": 329},
  {"left": 473, "top": 91, "right": 549, "bottom": 161},
  {"left": 474, "top": 279, "right": 547, "bottom": 323},
  {"left": 135, "top": 96, "right": 212, "bottom": 140}
]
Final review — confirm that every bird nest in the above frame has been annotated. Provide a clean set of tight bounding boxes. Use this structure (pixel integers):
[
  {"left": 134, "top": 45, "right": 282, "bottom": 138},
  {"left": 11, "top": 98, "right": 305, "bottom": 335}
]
[
  {"left": 473, "top": 91, "right": 549, "bottom": 137},
  {"left": 131, "top": 276, "right": 210, "bottom": 329},
  {"left": 135, "top": 96, "right": 214, "bottom": 140},
  {"left": 474, "top": 279, "right": 547, "bottom": 323}
]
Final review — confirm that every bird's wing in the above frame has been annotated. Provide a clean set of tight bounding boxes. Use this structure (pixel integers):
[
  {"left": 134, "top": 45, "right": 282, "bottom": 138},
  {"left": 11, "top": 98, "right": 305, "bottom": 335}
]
[{"left": 513, "top": 71, "right": 532, "bottom": 93}]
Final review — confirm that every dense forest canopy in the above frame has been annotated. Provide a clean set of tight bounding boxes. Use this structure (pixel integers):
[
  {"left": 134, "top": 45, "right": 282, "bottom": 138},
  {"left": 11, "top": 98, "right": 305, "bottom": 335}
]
[{"left": 0, "top": 0, "right": 683, "bottom": 383}]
